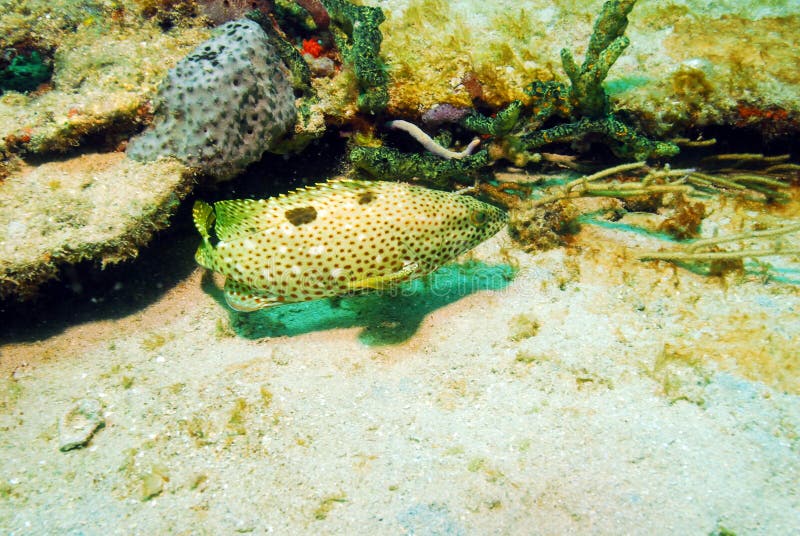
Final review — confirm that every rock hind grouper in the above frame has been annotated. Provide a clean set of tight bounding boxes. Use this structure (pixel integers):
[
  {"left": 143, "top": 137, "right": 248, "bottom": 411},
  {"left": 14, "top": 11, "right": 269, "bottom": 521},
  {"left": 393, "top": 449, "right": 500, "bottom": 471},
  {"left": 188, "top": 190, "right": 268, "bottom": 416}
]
[{"left": 193, "top": 179, "right": 507, "bottom": 311}]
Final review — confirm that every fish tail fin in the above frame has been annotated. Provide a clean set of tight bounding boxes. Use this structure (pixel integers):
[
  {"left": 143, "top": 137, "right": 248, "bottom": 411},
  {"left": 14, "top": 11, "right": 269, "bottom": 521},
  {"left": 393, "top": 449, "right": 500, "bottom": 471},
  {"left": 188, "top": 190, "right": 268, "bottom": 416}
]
[{"left": 192, "top": 200, "right": 216, "bottom": 269}]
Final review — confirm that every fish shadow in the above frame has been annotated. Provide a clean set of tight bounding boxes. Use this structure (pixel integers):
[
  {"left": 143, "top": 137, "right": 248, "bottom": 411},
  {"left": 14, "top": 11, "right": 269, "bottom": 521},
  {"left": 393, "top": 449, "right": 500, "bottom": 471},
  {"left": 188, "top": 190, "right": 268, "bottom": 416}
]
[{"left": 208, "top": 261, "right": 516, "bottom": 346}]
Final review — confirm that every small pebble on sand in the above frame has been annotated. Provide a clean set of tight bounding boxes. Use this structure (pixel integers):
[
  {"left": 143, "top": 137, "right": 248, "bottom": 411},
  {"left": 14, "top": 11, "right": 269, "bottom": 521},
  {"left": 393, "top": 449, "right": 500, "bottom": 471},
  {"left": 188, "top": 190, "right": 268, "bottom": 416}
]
[{"left": 58, "top": 399, "right": 105, "bottom": 452}]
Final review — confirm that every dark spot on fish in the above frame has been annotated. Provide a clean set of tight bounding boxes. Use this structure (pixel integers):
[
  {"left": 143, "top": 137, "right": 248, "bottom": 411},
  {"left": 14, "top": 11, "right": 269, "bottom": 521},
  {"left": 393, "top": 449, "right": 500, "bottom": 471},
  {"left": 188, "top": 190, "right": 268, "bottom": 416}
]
[
  {"left": 285, "top": 206, "right": 317, "bottom": 226},
  {"left": 358, "top": 191, "right": 375, "bottom": 204}
]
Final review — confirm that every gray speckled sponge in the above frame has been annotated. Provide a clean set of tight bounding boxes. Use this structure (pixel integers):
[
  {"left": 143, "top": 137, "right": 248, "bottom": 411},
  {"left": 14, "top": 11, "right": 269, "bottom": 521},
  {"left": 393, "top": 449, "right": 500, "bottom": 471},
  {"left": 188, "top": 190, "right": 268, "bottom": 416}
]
[{"left": 127, "top": 19, "right": 296, "bottom": 180}]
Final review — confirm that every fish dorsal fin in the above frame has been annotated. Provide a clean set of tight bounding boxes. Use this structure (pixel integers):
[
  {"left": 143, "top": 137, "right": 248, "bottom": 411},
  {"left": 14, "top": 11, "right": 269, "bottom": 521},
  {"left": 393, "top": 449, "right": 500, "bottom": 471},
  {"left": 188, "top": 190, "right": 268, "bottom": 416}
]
[
  {"left": 213, "top": 180, "right": 382, "bottom": 241},
  {"left": 213, "top": 199, "right": 270, "bottom": 241},
  {"left": 301, "top": 179, "right": 375, "bottom": 195},
  {"left": 223, "top": 279, "right": 282, "bottom": 312},
  {"left": 268, "top": 179, "right": 378, "bottom": 207}
]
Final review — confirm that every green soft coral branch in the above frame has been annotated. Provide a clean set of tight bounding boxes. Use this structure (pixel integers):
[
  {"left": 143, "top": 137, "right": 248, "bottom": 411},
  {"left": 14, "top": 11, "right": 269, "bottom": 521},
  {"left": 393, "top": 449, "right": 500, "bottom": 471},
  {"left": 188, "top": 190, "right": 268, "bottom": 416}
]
[
  {"left": 512, "top": 0, "right": 679, "bottom": 160},
  {"left": 520, "top": 116, "right": 679, "bottom": 160},
  {"left": 321, "top": 0, "right": 388, "bottom": 114},
  {"left": 462, "top": 101, "right": 523, "bottom": 136},
  {"left": 585, "top": 0, "right": 636, "bottom": 61},
  {"left": 561, "top": 0, "right": 636, "bottom": 118},
  {"left": 349, "top": 145, "right": 489, "bottom": 187},
  {"left": 561, "top": 36, "right": 629, "bottom": 118},
  {"left": 346, "top": 0, "right": 679, "bottom": 190}
]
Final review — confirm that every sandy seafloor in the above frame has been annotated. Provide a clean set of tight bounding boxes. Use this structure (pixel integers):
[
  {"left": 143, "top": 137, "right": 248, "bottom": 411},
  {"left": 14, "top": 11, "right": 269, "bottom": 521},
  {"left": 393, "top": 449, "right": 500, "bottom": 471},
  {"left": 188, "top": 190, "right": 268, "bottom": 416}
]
[{"left": 1, "top": 183, "right": 798, "bottom": 535}]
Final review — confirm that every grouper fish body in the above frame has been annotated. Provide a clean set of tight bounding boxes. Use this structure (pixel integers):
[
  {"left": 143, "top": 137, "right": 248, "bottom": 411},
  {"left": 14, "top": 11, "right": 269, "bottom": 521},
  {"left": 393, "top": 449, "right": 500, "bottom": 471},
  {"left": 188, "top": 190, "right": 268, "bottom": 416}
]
[{"left": 193, "top": 179, "right": 508, "bottom": 311}]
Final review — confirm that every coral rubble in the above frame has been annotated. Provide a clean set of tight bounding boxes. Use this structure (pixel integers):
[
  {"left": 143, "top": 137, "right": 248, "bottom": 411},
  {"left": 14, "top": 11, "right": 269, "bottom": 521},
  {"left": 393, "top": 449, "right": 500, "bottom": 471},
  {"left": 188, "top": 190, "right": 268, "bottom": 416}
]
[
  {"left": 0, "top": 154, "right": 193, "bottom": 299},
  {"left": 0, "top": 20, "right": 210, "bottom": 157}
]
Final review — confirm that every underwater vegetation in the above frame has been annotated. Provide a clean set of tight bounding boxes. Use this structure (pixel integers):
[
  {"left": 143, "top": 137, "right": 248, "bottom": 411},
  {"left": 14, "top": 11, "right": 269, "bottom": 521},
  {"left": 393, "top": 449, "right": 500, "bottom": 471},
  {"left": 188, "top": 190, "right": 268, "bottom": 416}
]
[
  {"left": 347, "top": 0, "right": 679, "bottom": 190},
  {"left": 519, "top": 0, "right": 679, "bottom": 160},
  {"left": 321, "top": 0, "right": 388, "bottom": 114},
  {"left": 337, "top": 0, "right": 798, "bottom": 277},
  {"left": 0, "top": 0, "right": 798, "bottom": 301},
  {"left": 505, "top": 154, "right": 798, "bottom": 275},
  {"left": 0, "top": 50, "right": 53, "bottom": 94}
]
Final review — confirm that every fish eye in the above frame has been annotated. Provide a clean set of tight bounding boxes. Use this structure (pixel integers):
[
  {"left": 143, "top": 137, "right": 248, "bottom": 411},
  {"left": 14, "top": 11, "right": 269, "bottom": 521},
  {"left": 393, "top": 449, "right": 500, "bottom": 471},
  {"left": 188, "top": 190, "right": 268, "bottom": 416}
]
[{"left": 469, "top": 209, "right": 488, "bottom": 227}]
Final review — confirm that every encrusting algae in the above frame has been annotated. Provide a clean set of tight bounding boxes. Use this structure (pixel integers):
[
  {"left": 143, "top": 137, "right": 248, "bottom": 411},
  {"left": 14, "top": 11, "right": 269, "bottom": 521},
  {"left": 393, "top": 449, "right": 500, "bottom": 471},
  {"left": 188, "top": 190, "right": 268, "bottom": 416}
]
[{"left": 193, "top": 179, "right": 507, "bottom": 311}]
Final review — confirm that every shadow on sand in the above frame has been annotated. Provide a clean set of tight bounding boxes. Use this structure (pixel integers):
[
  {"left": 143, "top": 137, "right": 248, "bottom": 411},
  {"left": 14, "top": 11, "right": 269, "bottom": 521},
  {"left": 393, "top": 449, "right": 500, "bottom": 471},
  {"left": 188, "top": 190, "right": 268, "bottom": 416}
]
[{"left": 203, "top": 261, "right": 516, "bottom": 346}]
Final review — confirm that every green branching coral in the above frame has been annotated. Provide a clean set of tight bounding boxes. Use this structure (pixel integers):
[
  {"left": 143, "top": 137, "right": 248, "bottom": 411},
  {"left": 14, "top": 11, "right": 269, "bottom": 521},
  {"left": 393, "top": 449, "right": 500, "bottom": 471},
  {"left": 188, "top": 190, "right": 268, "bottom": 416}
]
[
  {"left": 524, "top": 81, "right": 572, "bottom": 123},
  {"left": 321, "top": 0, "right": 388, "bottom": 114},
  {"left": 562, "top": 0, "right": 635, "bottom": 118},
  {"left": 513, "top": 0, "right": 679, "bottom": 160},
  {"left": 462, "top": 100, "right": 523, "bottom": 137},
  {"left": 520, "top": 116, "right": 678, "bottom": 161},
  {"left": 349, "top": 145, "right": 489, "bottom": 187},
  {"left": 421, "top": 0, "right": 680, "bottom": 164}
]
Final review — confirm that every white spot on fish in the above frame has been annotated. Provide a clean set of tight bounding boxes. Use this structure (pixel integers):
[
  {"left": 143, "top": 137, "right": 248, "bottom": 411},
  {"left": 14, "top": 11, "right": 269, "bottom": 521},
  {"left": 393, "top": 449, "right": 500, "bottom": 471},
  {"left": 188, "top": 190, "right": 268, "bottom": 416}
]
[
  {"left": 243, "top": 239, "right": 256, "bottom": 250},
  {"left": 308, "top": 245, "right": 326, "bottom": 256}
]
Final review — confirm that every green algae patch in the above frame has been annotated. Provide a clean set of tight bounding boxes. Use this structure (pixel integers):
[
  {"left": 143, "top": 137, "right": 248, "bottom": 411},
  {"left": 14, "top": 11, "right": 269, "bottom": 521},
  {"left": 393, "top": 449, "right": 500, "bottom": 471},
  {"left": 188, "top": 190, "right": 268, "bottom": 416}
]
[
  {"left": 0, "top": 378, "right": 23, "bottom": 413},
  {"left": 226, "top": 397, "right": 250, "bottom": 436},
  {"left": 507, "top": 313, "right": 540, "bottom": 342},
  {"left": 0, "top": 153, "right": 193, "bottom": 299},
  {"left": 0, "top": 51, "right": 53, "bottom": 94},
  {"left": 313, "top": 492, "right": 347, "bottom": 520}
]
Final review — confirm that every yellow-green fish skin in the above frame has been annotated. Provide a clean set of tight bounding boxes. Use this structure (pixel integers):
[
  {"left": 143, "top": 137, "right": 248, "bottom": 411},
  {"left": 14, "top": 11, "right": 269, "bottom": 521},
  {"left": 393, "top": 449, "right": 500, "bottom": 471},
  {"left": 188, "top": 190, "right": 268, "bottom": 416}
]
[{"left": 193, "top": 180, "right": 507, "bottom": 311}]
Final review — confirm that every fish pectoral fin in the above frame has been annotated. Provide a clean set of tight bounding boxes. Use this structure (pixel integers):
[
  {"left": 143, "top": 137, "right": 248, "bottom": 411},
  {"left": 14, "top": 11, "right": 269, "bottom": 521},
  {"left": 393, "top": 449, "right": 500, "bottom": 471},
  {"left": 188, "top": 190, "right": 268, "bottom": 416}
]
[
  {"left": 347, "top": 262, "right": 419, "bottom": 291},
  {"left": 223, "top": 279, "right": 281, "bottom": 312}
]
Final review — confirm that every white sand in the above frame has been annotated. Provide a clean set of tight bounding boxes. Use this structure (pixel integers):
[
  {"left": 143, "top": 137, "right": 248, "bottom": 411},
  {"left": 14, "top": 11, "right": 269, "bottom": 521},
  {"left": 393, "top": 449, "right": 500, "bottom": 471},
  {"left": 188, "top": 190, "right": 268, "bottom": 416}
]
[{"left": 2, "top": 217, "right": 798, "bottom": 534}]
